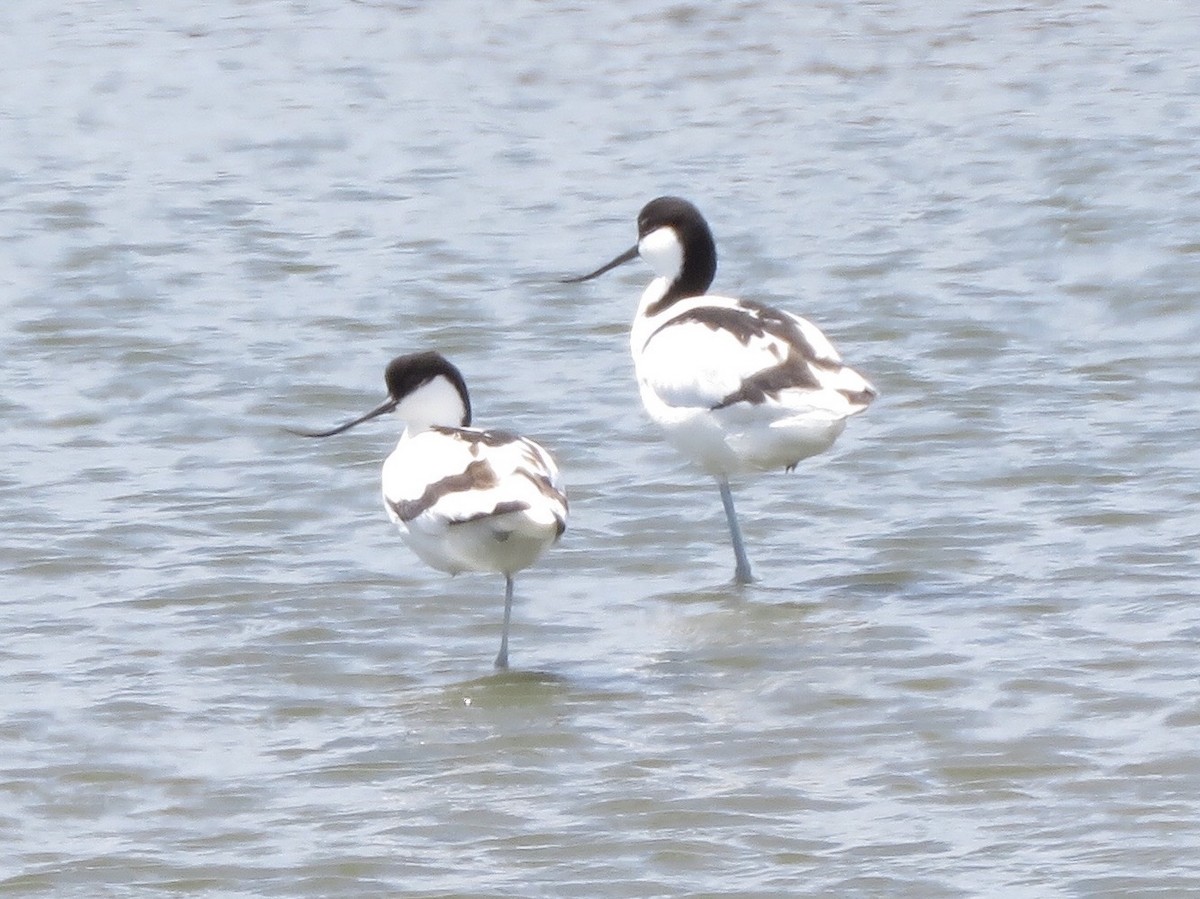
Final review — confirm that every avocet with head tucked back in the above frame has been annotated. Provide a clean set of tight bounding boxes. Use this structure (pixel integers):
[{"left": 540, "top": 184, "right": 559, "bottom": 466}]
[
  {"left": 292, "top": 351, "right": 567, "bottom": 669},
  {"left": 566, "top": 196, "right": 875, "bottom": 584}
]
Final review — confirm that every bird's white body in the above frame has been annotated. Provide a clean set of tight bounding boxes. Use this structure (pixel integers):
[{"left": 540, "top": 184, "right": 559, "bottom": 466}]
[
  {"left": 631, "top": 280, "right": 869, "bottom": 476},
  {"left": 382, "top": 424, "right": 566, "bottom": 577}
]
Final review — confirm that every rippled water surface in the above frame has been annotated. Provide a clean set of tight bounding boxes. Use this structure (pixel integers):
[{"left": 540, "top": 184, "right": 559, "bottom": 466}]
[{"left": 4, "top": 2, "right": 1200, "bottom": 896}]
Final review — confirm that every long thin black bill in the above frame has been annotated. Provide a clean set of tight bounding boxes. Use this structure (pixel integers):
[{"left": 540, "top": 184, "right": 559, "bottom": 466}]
[
  {"left": 287, "top": 396, "right": 397, "bottom": 438},
  {"left": 560, "top": 244, "right": 639, "bottom": 284}
]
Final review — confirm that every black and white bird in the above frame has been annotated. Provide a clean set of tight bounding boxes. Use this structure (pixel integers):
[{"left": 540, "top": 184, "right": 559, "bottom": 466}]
[
  {"left": 566, "top": 196, "right": 875, "bottom": 583},
  {"left": 292, "top": 351, "right": 567, "bottom": 669}
]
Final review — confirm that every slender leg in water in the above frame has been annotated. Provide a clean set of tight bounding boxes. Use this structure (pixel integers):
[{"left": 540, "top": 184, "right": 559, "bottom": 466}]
[
  {"left": 717, "top": 478, "right": 754, "bottom": 584},
  {"left": 495, "top": 574, "right": 514, "bottom": 669}
]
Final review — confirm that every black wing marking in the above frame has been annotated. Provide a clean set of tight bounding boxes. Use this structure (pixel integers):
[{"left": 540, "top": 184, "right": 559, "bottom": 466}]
[
  {"left": 391, "top": 430, "right": 567, "bottom": 534},
  {"left": 655, "top": 301, "right": 826, "bottom": 358},
  {"left": 387, "top": 459, "right": 498, "bottom": 523},
  {"left": 651, "top": 302, "right": 849, "bottom": 409}
]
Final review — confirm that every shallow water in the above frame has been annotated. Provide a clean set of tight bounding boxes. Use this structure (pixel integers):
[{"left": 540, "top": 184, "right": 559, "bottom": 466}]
[{"left": 3, "top": 1, "right": 1200, "bottom": 896}]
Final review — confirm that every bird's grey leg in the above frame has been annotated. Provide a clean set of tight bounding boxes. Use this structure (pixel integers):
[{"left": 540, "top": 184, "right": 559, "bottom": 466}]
[
  {"left": 717, "top": 478, "right": 754, "bottom": 584},
  {"left": 495, "top": 574, "right": 514, "bottom": 669}
]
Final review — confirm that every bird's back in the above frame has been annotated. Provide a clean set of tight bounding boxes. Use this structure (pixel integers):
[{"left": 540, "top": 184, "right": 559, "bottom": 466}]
[
  {"left": 381, "top": 426, "right": 567, "bottom": 575},
  {"left": 633, "top": 294, "right": 876, "bottom": 475}
]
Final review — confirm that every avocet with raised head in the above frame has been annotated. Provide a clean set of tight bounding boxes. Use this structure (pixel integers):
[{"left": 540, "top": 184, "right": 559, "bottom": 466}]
[
  {"left": 292, "top": 351, "right": 567, "bottom": 669},
  {"left": 566, "top": 196, "right": 875, "bottom": 584}
]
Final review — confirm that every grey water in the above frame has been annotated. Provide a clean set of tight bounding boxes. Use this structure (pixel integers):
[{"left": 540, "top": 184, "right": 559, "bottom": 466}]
[{"left": 3, "top": 2, "right": 1200, "bottom": 896}]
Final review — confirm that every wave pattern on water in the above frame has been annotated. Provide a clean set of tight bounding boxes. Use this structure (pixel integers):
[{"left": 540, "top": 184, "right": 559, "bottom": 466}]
[{"left": 3, "top": 1, "right": 1200, "bottom": 896}]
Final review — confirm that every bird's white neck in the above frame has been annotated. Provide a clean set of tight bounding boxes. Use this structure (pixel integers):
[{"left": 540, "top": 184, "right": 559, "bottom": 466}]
[
  {"left": 630, "top": 277, "right": 672, "bottom": 355},
  {"left": 638, "top": 227, "right": 684, "bottom": 282},
  {"left": 396, "top": 376, "right": 468, "bottom": 436}
]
